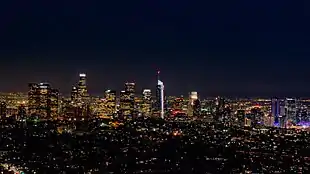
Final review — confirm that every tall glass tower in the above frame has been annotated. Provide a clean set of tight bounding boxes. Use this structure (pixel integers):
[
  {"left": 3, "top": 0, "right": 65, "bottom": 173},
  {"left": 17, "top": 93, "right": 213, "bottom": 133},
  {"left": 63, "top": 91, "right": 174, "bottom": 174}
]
[
  {"left": 271, "top": 98, "right": 280, "bottom": 124},
  {"left": 77, "top": 73, "right": 88, "bottom": 104},
  {"left": 156, "top": 71, "right": 164, "bottom": 119}
]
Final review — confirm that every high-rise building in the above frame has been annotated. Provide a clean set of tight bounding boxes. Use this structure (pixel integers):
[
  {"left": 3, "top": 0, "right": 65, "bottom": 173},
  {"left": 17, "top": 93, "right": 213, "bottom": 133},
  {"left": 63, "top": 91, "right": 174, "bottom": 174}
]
[
  {"left": 124, "top": 82, "right": 136, "bottom": 116},
  {"left": 28, "top": 83, "right": 59, "bottom": 118},
  {"left": 77, "top": 73, "right": 88, "bottom": 103},
  {"left": 271, "top": 98, "right": 280, "bottom": 124},
  {"left": 285, "top": 98, "right": 297, "bottom": 122},
  {"left": 187, "top": 91, "right": 198, "bottom": 116},
  {"left": 71, "top": 86, "right": 78, "bottom": 103},
  {"left": 141, "top": 89, "right": 152, "bottom": 116},
  {"left": 119, "top": 90, "right": 134, "bottom": 118},
  {"left": 28, "top": 83, "right": 50, "bottom": 117},
  {"left": 125, "top": 83, "right": 135, "bottom": 94},
  {"left": 155, "top": 71, "right": 165, "bottom": 119},
  {"left": 104, "top": 90, "right": 117, "bottom": 116},
  {"left": 142, "top": 89, "right": 151, "bottom": 101},
  {"left": 50, "top": 89, "right": 59, "bottom": 118}
]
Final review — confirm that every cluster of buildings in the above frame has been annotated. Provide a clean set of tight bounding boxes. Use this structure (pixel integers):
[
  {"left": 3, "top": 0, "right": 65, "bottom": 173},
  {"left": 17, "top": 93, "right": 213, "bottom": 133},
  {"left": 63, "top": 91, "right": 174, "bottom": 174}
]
[
  {"left": 1, "top": 73, "right": 310, "bottom": 129},
  {"left": 0, "top": 72, "right": 168, "bottom": 120}
]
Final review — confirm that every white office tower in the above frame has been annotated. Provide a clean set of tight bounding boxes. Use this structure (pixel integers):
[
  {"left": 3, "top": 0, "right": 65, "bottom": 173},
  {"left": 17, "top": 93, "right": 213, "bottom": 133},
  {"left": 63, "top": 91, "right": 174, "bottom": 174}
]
[{"left": 157, "top": 80, "right": 164, "bottom": 119}]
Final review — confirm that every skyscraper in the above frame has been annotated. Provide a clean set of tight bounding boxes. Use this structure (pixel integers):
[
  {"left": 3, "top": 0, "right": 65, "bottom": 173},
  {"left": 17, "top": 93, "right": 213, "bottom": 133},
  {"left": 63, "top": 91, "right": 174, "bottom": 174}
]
[
  {"left": 125, "top": 82, "right": 135, "bottom": 94},
  {"left": 71, "top": 86, "right": 78, "bottom": 103},
  {"left": 142, "top": 89, "right": 152, "bottom": 101},
  {"left": 188, "top": 91, "right": 198, "bottom": 116},
  {"left": 119, "top": 90, "right": 133, "bottom": 118},
  {"left": 285, "top": 98, "right": 297, "bottom": 123},
  {"left": 50, "top": 89, "right": 59, "bottom": 118},
  {"left": 141, "top": 89, "right": 152, "bottom": 116},
  {"left": 156, "top": 71, "right": 164, "bottom": 119},
  {"left": 77, "top": 73, "right": 88, "bottom": 104},
  {"left": 104, "top": 90, "right": 117, "bottom": 116},
  {"left": 28, "top": 83, "right": 58, "bottom": 118},
  {"left": 271, "top": 98, "right": 280, "bottom": 124}
]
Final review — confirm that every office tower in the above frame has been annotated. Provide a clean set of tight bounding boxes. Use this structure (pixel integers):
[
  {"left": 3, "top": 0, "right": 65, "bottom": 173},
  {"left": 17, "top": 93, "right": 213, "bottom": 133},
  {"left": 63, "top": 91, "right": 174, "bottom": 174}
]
[
  {"left": 28, "top": 83, "right": 51, "bottom": 117},
  {"left": 141, "top": 89, "right": 152, "bottom": 116},
  {"left": 187, "top": 91, "right": 198, "bottom": 116},
  {"left": 119, "top": 90, "right": 133, "bottom": 118},
  {"left": 124, "top": 82, "right": 136, "bottom": 115},
  {"left": 271, "top": 98, "right": 280, "bottom": 124},
  {"left": 77, "top": 73, "right": 88, "bottom": 103},
  {"left": 50, "top": 89, "right": 59, "bottom": 118},
  {"left": 125, "top": 82, "right": 135, "bottom": 94},
  {"left": 28, "top": 83, "right": 59, "bottom": 118},
  {"left": 156, "top": 71, "right": 164, "bottom": 119},
  {"left": 285, "top": 98, "right": 297, "bottom": 123},
  {"left": 142, "top": 89, "right": 151, "bottom": 101},
  {"left": 71, "top": 86, "right": 78, "bottom": 103},
  {"left": 104, "top": 90, "right": 117, "bottom": 116},
  {"left": 0, "top": 102, "right": 6, "bottom": 118}
]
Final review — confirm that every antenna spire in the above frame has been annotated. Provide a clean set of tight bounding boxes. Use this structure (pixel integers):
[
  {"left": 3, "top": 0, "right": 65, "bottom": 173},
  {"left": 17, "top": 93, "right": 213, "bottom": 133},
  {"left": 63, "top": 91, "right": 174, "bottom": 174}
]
[{"left": 157, "top": 70, "right": 160, "bottom": 81}]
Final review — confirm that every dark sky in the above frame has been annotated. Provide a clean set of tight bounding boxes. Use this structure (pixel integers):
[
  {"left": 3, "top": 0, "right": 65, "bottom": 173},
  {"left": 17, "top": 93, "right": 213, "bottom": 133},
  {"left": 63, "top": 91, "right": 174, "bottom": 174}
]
[{"left": 0, "top": 0, "right": 309, "bottom": 97}]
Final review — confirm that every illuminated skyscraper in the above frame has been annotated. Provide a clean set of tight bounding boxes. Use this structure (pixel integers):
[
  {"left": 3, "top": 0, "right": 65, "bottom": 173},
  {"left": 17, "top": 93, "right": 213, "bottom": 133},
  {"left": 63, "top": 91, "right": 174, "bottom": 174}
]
[
  {"left": 119, "top": 90, "right": 133, "bottom": 118},
  {"left": 271, "top": 98, "right": 280, "bottom": 124},
  {"left": 141, "top": 89, "right": 152, "bottom": 116},
  {"left": 285, "top": 98, "right": 297, "bottom": 122},
  {"left": 142, "top": 89, "right": 151, "bottom": 101},
  {"left": 50, "top": 89, "right": 59, "bottom": 118},
  {"left": 104, "top": 90, "right": 117, "bottom": 116},
  {"left": 156, "top": 71, "right": 164, "bottom": 119},
  {"left": 71, "top": 86, "right": 78, "bottom": 103},
  {"left": 187, "top": 91, "right": 198, "bottom": 116},
  {"left": 124, "top": 83, "right": 135, "bottom": 115},
  {"left": 28, "top": 83, "right": 58, "bottom": 118},
  {"left": 77, "top": 73, "right": 88, "bottom": 103},
  {"left": 125, "top": 82, "right": 135, "bottom": 94}
]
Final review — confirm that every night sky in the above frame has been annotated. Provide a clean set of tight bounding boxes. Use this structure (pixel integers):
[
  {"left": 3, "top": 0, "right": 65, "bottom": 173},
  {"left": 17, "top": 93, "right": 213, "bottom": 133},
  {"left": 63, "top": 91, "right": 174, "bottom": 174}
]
[{"left": 0, "top": 0, "right": 309, "bottom": 97}]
